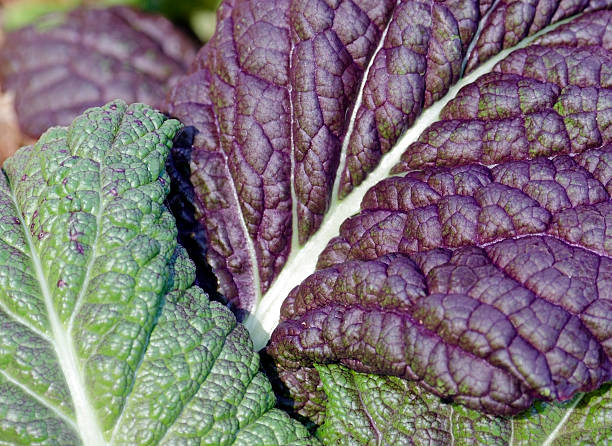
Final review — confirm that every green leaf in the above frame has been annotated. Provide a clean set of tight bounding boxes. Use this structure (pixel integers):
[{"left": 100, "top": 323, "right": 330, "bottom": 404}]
[
  {"left": 0, "top": 100, "right": 314, "bottom": 445},
  {"left": 315, "top": 364, "right": 612, "bottom": 445},
  {"left": 510, "top": 385, "right": 612, "bottom": 445}
]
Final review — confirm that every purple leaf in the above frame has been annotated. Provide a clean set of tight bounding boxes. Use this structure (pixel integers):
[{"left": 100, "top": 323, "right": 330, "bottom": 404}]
[
  {"left": 273, "top": 145, "right": 612, "bottom": 417},
  {"left": 0, "top": 6, "right": 196, "bottom": 138},
  {"left": 167, "top": 0, "right": 612, "bottom": 421}
]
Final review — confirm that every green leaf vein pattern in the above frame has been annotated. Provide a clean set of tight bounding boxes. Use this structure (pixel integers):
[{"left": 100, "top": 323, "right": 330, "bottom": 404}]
[
  {"left": 316, "top": 364, "right": 612, "bottom": 445},
  {"left": 0, "top": 100, "right": 313, "bottom": 445}
]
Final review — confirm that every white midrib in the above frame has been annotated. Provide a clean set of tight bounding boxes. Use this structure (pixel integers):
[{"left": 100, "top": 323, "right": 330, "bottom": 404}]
[
  {"left": 244, "top": 14, "right": 580, "bottom": 351},
  {"left": 330, "top": 0, "right": 398, "bottom": 202},
  {"left": 449, "top": 406, "right": 455, "bottom": 446},
  {"left": 10, "top": 188, "right": 106, "bottom": 445},
  {"left": 540, "top": 394, "right": 584, "bottom": 446},
  {"left": 288, "top": 39, "right": 300, "bottom": 260},
  {"left": 244, "top": 14, "right": 577, "bottom": 351}
]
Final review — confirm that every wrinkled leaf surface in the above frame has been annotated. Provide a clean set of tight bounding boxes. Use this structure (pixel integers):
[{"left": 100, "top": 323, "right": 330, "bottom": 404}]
[
  {"left": 0, "top": 101, "right": 313, "bottom": 445},
  {"left": 316, "top": 364, "right": 612, "bottom": 445},
  {"left": 167, "top": 0, "right": 612, "bottom": 426}
]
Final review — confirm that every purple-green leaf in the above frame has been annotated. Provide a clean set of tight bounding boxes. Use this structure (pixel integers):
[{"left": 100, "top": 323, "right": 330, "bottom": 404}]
[{"left": 166, "top": 0, "right": 612, "bottom": 422}]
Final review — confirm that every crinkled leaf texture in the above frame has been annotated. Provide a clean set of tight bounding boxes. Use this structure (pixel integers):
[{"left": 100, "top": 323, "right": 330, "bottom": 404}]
[
  {"left": 0, "top": 6, "right": 197, "bottom": 138},
  {"left": 168, "top": 0, "right": 612, "bottom": 427},
  {"left": 0, "top": 101, "right": 313, "bottom": 445},
  {"left": 316, "top": 364, "right": 612, "bottom": 445}
]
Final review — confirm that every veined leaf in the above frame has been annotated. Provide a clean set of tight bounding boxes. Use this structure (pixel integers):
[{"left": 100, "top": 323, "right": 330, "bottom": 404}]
[
  {"left": 0, "top": 101, "right": 314, "bottom": 445},
  {"left": 167, "top": 0, "right": 612, "bottom": 425},
  {"left": 315, "top": 364, "right": 612, "bottom": 445}
]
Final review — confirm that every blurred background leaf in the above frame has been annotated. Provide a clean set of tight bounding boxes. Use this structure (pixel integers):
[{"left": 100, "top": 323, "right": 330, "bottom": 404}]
[
  {"left": 1, "top": 0, "right": 220, "bottom": 41},
  {"left": 0, "top": 0, "right": 217, "bottom": 162}
]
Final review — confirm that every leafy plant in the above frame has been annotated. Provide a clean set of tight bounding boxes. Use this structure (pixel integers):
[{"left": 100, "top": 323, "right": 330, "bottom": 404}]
[
  {"left": 315, "top": 364, "right": 612, "bottom": 445},
  {"left": 0, "top": 5, "right": 196, "bottom": 138},
  {"left": 165, "top": 0, "right": 612, "bottom": 439},
  {"left": 0, "top": 100, "right": 314, "bottom": 445}
]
